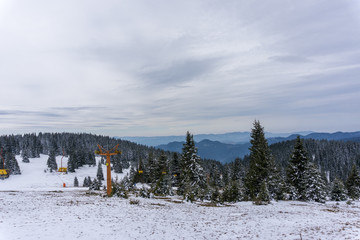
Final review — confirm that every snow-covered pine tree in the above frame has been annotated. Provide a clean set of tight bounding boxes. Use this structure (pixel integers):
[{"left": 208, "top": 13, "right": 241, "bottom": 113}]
[
  {"left": 121, "top": 157, "right": 130, "bottom": 169},
  {"left": 178, "top": 131, "right": 207, "bottom": 201},
  {"left": 87, "top": 176, "right": 92, "bottom": 186},
  {"left": 75, "top": 150, "right": 86, "bottom": 168},
  {"left": 90, "top": 178, "right": 101, "bottom": 190},
  {"left": 286, "top": 136, "right": 310, "bottom": 200},
  {"left": 254, "top": 181, "right": 270, "bottom": 205},
  {"left": 346, "top": 164, "right": 360, "bottom": 200},
  {"left": 152, "top": 152, "right": 172, "bottom": 196},
  {"left": 47, "top": 150, "right": 57, "bottom": 171},
  {"left": 67, "top": 152, "right": 76, "bottom": 173},
  {"left": 245, "top": 120, "right": 278, "bottom": 200},
  {"left": 231, "top": 157, "right": 242, "bottom": 182},
  {"left": 146, "top": 152, "right": 156, "bottom": 183},
  {"left": 222, "top": 180, "right": 242, "bottom": 203},
  {"left": 22, "top": 150, "right": 30, "bottom": 163},
  {"left": 265, "top": 159, "right": 284, "bottom": 200},
  {"left": 170, "top": 152, "right": 180, "bottom": 187},
  {"left": 208, "top": 161, "right": 222, "bottom": 189},
  {"left": 302, "top": 162, "right": 327, "bottom": 203},
  {"left": 74, "top": 176, "right": 79, "bottom": 187},
  {"left": 97, "top": 161, "right": 104, "bottom": 181},
  {"left": 330, "top": 178, "right": 347, "bottom": 201},
  {"left": 113, "top": 155, "right": 123, "bottom": 173},
  {"left": 155, "top": 152, "right": 168, "bottom": 179},
  {"left": 83, "top": 177, "right": 89, "bottom": 187},
  {"left": 5, "top": 152, "right": 21, "bottom": 175},
  {"left": 129, "top": 167, "right": 137, "bottom": 185},
  {"left": 87, "top": 151, "right": 96, "bottom": 166}
]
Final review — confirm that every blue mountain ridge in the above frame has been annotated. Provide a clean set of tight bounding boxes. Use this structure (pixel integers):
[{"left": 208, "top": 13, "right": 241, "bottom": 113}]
[{"left": 155, "top": 131, "right": 360, "bottom": 163}]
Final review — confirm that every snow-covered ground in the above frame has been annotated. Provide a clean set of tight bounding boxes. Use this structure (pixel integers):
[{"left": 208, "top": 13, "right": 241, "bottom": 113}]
[
  {"left": 0, "top": 154, "right": 129, "bottom": 191},
  {"left": 1, "top": 156, "right": 360, "bottom": 240}
]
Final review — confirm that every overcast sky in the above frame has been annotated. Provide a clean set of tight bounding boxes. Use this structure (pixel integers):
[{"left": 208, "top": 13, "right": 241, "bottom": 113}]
[{"left": 0, "top": 0, "right": 359, "bottom": 137}]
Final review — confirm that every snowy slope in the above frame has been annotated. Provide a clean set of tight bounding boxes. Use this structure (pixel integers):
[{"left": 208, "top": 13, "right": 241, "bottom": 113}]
[
  {"left": 1, "top": 191, "right": 360, "bottom": 240},
  {"left": 0, "top": 154, "right": 129, "bottom": 191},
  {"left": 0, "top": 155, "right": 360, "bottom": 240}
]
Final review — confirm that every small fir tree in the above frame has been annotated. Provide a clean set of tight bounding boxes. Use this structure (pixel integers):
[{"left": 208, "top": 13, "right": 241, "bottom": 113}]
[
  {"left": 114, "top": 155, "right": 123, "bottom": 173},
  {"left": 222, "top": 180, "right": 242, "bottom": 203},
  {"left": 146, "top": 152, "right": 156, "bottom": 183},
  {"left": 330, "top": 178, "right": 347, "bottom": 201},
  {"left": 74, "top": 176, "right": 79, "bottom": 187},
  {"left": 254, "top": 181, "right": 270, "bottom": 205},
  {"left": 90, "top": 178, "right": 101, "bottom": 190},
  {"left": 346, "top": 164, "right": 360, "bottom": 200},
  {"left": 97, "top": 161, "right": 104, "bottom": 181},
  {"left": 87, "top": 176, "right": 92, "bottom": 186},
  {"left": 22, "top": 150, "right": 30, "bottom": 163},
  {"left": 210, "top": 187, "right": 221, "bottom": 204},
  {"left": 47, "top": 151, "right": 57, "bottom": 171},
  {"left": 170, "top": 152, "right": 181, "bottom": 186},
  {"left": 83, "top": 177, "right": 89, "bottom": 187},
  {"left": 152, "top": 153, "right": 172, "bottom": 196}
]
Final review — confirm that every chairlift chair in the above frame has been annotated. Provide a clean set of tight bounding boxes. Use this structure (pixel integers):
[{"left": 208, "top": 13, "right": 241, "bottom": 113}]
[{"left": 0, "top": 149, "right": 9, "bottom": 179}]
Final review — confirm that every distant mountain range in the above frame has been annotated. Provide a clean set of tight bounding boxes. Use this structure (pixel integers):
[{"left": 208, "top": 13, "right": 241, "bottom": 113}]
[
  {"left": 268, "top": 131, "right": 360, "bottom": 144},
  {"left": 157, "top": 140, "right": 251, "bottom": 163},
  {"left": 154, "top": 131, "right": 360, "bottom": 163},
  {"left": 119, "top": 131, "right": 314, "bottom": 146}
]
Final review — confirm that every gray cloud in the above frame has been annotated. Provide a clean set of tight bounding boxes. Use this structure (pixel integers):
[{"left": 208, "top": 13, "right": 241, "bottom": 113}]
[
  {"left": 141, "top": 57, "right": 221, "bottom": 88},
  {"left": 0, "top": 0, "right": 359, "bottom": 136},
  {"left": 269, "top": 55, "right": 311, "bottom": 63}
]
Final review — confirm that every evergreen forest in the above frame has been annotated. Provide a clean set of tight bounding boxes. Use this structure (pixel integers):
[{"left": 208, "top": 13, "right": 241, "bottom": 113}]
[{"left": 1, "top": 121, "right": 360, "bottom": 204}]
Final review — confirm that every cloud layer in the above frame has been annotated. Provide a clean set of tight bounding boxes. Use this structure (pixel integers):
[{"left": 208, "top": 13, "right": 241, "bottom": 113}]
[{"left": 0, "top": 0, "right": 359, "bottom": 136}]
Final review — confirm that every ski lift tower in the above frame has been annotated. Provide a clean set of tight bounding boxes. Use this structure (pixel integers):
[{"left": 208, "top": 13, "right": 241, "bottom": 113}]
[{"left": 95, "top": 144, "right": 121, "bottom": 196}]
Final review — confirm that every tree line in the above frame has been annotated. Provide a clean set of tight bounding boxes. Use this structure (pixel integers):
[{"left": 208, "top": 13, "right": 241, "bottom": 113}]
[
  {"left": 1, "top": 124, "right": 360, "bottom": 203},
  {"left": 114, "top": 121, "right": 360, "bottom": 203}
]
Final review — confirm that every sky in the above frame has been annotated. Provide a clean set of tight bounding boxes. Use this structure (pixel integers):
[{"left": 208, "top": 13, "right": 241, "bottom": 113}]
[{"left": 0, "top": 0, "right": 359, "bottom": 137}]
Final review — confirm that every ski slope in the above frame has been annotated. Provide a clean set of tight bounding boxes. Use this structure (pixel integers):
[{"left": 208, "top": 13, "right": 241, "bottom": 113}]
[
  {"left": 0, "top": 155, "right": 360, "bottom": 240},
  {"left": 0, "top": 154, "right": 129, "bottom": 191}
]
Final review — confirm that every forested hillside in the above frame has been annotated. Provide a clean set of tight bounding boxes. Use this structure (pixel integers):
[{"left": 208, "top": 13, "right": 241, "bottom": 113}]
[
  {"left": 1, "top": 128, "right": 360, "bottom": 204},
  {"left": 0, "top": 133, "right": 166, "bottom": 175},
  {"left": 270, "top": 139, "right": 360, "bottom": 181}
]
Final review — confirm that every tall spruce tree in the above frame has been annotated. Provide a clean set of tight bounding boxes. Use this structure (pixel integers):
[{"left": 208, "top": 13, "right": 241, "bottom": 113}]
[
  {"left": 286, "top": 136, "right": 310, "bottom": 200},
  {"left": 245, "top": 120, "right": 278, "bottom": 200},
  {"left": 302, "top": 162, "right": 327, "bottom": 202},
  {"left": 346, "top": 164, "right": 360, "bottom": 200},
  {"left": 286, "top": 136, "right": 326, "bottom": 202},
  {"left": 178, "top": 131, "right": 206, "bottom": 201}
]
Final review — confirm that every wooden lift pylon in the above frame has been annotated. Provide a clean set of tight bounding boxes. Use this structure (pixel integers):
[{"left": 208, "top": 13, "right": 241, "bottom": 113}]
[{"left": 95, "top": 144, "right": 121, "bottom": 196}]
